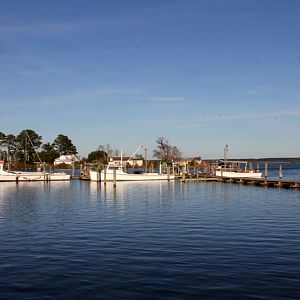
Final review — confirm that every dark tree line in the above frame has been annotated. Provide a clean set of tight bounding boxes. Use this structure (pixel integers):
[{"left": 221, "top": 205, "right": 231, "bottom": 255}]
[{"left": 0, "top": 129, "right": 77, "bottom": 164}]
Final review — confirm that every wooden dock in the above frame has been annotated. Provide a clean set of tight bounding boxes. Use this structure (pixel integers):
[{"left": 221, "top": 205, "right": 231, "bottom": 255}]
[
  {"left": 180, "top": 174, "right": 299, "bottom": 189},
  {"left": 217, "top": 177, "right": 300, "bottom": 189}
]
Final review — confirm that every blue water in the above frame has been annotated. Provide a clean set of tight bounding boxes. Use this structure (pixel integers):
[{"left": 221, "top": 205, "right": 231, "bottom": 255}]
[{"left": 0, "top": 177, "right": 300, "bottom": 299}]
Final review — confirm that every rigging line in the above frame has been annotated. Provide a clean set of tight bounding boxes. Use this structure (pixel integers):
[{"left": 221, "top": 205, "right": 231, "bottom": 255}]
[{"left": 25, "top": 130, "right": 42, "bottom": 164}]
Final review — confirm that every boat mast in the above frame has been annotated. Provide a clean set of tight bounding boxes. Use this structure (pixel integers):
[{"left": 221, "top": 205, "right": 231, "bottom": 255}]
[
  {"left": 120, "top": 148, "right": 123, "bottom": 170},
  {"left": 126, "top": 144, "right": 143, "bottom": 164},
  {"left": 25, "top": 130, "right": 43, "bottom": 165}
]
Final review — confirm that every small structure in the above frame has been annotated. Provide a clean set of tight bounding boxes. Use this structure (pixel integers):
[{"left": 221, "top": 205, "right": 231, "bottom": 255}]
[
  {"left": 108, "top": 156, "right": 144, "bottom": 167},
  {"left": 54, "top": 154, "right": 80, "bottom": 165}
]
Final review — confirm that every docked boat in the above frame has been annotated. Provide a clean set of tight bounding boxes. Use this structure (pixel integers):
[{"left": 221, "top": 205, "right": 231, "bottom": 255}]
[
  {"left": 89, "top": 144, "right": 175, "bottom": 181},
  {"left": 215, "top": 145, "right": 262, "bottom": 178},
  {"left": 90, "top": 165, "right": 175, "bottom": 181},
  {"left": 215, "top": 166, "right": 262, "bottom": 178},
  {"left": 0, "top": 161, "right": 71, "bottom": 182}
]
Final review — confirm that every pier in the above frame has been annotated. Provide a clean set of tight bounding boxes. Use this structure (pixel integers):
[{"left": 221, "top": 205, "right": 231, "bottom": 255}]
[
  {"left": 182, "top": 175, "right": 300, "bottom": 189},
  {"left": 218, "top": 177, "right": 300, "bottom": 189}
]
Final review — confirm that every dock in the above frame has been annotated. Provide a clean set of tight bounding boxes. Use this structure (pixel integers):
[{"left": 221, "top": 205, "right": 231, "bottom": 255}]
[
  {"left": 217, "top": 177, "right": 300, "bottom": 189},
  {"left": 179, "top": 174, "right": 300, "bottom": 189}
]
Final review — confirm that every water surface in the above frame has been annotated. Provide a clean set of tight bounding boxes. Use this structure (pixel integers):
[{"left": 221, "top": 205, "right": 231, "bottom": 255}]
[{"left": 0, "top": 180, "right": 299, "bottom": 299}]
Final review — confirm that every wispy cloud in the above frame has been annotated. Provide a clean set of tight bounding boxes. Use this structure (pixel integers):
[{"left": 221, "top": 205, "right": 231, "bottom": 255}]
[
  {"left": 7, "top": 87, "right": 144, "bottom": 109},
  {"left": 149, "top": 96, "right": 185, "bottom": 102},
  {"left": 0, "top": 19, "right": 112, "bottom": 36},
  {"left": 247, "top": 86, "right": 277, "bottom": 96},
  {"left": 149, "top": 110, "right": 300, "bottom": 129},
  {"left": 214, "top": 111, "right": 300, "bottom": 121}
]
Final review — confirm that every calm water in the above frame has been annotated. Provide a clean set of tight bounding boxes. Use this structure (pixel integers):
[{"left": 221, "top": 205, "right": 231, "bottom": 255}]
[{"left": 0, "top": 178, "right": 300, "bottom": 299}]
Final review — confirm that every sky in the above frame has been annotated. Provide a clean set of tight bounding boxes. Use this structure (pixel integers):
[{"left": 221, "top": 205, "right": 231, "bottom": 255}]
[{"left": 1, "top": 0, "right": 300, "bottom": 159}]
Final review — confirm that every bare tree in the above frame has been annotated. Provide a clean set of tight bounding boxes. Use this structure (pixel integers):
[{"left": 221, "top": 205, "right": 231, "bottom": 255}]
[
  {"left": 153, "top": 137, "right": 182, "bottom": 161},
  {"left": 98, "top": 144, "right": 120, "bottom": 156}
]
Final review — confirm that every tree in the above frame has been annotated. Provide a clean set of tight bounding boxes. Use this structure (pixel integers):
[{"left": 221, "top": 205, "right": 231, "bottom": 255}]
[
  {"left": 98, "top": 144, "right": 120, "bottom": 156},
  {"left": 0, "top": 131, "right": 6, "bottom": 160},
  {"left": 4, "top": 134, "right": 17, "bottom": 162},
  {"left": 0, "top": 131, "right": 5, "bottom": 141},
  {"left": 39, "top": 143, "right": 60, "bottom": 164},
  {"left": 87, "top": 150, "right": 108, "bottom": 164},
  {"left": 53, "top": 134, "right": 77, "bottom": 155},
  {"left": 15, "top": 129, "right": 42, "bottom": 163},
  {"left": 153, "top": 137, "right": 182, "bottom": 161}
]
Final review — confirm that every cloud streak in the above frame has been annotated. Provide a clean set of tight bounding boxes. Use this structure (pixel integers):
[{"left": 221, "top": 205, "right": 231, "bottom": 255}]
[
  {"left": 149, "top": 96, "right": 185, "bottom": 102},
  {"left": 0, "top": 19, "right": 114, "bottom": 37},
  {"left": 6, "top": 87, "right": 144, "bottom": 109}
]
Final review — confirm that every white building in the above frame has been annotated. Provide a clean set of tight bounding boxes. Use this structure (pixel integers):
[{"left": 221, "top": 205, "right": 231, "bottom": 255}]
[{"left": 54, "top": 154, "right": 80, "bottom": 165}]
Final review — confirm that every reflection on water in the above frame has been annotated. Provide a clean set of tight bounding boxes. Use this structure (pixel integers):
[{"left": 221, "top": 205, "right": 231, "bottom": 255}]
[{"left": 0, "top": 179, "right": 300, "bottom": 299}]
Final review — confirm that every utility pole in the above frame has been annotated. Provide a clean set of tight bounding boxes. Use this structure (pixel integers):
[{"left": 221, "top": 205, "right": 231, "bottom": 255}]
[{"left": 224, "top": 144, "right": 229, "bottom": 169}]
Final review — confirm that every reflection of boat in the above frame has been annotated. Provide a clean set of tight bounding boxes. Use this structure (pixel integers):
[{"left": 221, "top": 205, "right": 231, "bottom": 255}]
[
  {"left": 90, "top": 165, "right": 175, "bottom": 181},
  {"left": 0, "top": 161, "right": 71, "bottom": 182}
]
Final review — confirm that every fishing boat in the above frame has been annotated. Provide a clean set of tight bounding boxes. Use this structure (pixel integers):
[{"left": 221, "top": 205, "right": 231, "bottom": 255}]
[
  {"left": 215, "top": 145, "right": 262, "bottom": 178},
  {"left": 0, "top": 160, "right": 71, "bottom": 182},
  {"left": 215, "top": 165, "right": 262, "bottom": 178},
  {"left": 90, "top": 165, "right": 175, "bottom": 181},
  {"left": 89, "top": 145, "right": 175, "bottom": 181}
]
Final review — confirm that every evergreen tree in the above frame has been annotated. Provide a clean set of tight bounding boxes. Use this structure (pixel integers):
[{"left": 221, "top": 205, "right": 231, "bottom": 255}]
[
  {"left": 53, "top": 134, "right": 77, "bottom": 155},
  {"left": 15, "top": 129, "right": 42, "bottom": 163}
]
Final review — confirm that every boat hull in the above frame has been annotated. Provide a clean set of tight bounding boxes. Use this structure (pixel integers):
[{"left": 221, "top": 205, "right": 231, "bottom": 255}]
[
  {"left": 0, "top": 171, "right": 70, "bottom": 182},
  {"left": 90, "top": 169, "right": 175, "bottom": 181},
  {"left": 215, "top": 170, "right": 262, "bottom": 178}
]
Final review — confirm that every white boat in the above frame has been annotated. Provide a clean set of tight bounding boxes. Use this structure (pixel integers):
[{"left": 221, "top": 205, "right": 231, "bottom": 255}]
[
  {"left": 0, "top": 160, "right": 71, "bottom": 182},
  {"left": 215, "top": 145, "right": 262, "bottom": 178},
  {"left": 89, "top": 145, "right": 175, "bottom": 181},
  {"left": 90, "top": 165, "right": 175, "bottom": 181},
  {"left": 215, "top": 166, "right": 262, "bottom": 178}
]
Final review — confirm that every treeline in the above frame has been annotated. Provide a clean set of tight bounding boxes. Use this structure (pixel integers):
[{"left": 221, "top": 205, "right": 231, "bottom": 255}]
[
  {"left": 1, "top": 131, "right": 184, "bottom": 167},
  {"left": 0, "top": 129, "right": 77, "bottom": 164}
]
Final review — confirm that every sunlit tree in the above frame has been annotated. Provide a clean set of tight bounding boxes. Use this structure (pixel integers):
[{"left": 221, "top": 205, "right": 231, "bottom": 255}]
[
  {"left": 53, "top": 134, "right": 77, "bottom": 155},
  {"left": 153, "top": 137, "right": 182, "bottom": 161}
]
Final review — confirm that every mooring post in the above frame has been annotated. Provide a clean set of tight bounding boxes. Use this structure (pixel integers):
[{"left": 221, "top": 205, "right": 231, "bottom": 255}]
[
  {"left": 72, "top": 162, "right": 75, "bottom": 177},
  {"left": 96, "top": 165, "right": 100, "bottom": 182},
  {"left": 113, "top": 168, "right": 116, "bottom": 188},
  {"left": 279, "top": 164, "right": 283, "bottom": 179},
  {"left": 264, "top": 161, "right": 268, "bottom": 178},
  {"left": 181, "top": 163, "right": 186, "bottom": 182},
  {"left": 104, "top": 166, "right": 107, "bottom": 185}
]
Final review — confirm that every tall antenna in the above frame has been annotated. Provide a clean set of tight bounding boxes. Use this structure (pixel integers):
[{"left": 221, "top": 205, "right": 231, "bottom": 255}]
[{"left": 224, "top": 144, "right": 229, "bottom": 169}]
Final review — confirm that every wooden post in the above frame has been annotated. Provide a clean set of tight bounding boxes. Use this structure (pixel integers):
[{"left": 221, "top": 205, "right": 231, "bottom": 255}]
[
  {"left": 43, "top": 162, "right": 46, "bottom": 181},
  {"left": 72, "top": 162, "right": 75, "bottom": 178},
  {"left": 104, "top": 166, "right": 107, "bottom": 185},
  {"left": 96, "top": 165, "right": 100, "bottom": 182},
  {"left": 113, "top": 168, "right": 117, "bottom": 187},
  {"left": 264, "top": 161, "right": 268, "bottom": 178},
  {"left": 181, "top": 163, "right": 186, "bottom": 182},
  {"left": 279, "top": 164, "right": 283, "bottom": 179},
  {"left": 167, "top": 166, "right": 170, "bottom": 180}
]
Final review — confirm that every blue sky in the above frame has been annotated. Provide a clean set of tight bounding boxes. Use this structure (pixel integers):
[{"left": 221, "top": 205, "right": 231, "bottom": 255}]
[{"left": 1, "top": 0, "right": 299, "bottom": 159}]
